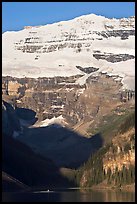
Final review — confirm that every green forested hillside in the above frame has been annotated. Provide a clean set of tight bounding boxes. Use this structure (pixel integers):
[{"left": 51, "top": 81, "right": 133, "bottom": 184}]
[{"left": 74, "top": 108, "right": 135, "bottom": 188}]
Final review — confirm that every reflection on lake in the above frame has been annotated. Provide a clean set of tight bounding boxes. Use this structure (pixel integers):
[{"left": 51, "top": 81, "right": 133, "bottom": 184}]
[{"left": 2, "top": 189, "right": 135, "bottom": 202}]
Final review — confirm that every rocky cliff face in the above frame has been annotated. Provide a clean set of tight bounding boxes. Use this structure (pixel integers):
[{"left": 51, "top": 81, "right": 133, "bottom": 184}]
[
  {"left": 103, "top": 127, "right": 135, "bottom": 174},
  {"left": 2, "top": 70, "right": 135, "bottom": 136}
]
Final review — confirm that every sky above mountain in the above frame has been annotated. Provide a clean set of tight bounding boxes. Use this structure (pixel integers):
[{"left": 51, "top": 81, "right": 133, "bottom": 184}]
[{"left": 2, "top": 2, "right": 135, "bottom": 33}]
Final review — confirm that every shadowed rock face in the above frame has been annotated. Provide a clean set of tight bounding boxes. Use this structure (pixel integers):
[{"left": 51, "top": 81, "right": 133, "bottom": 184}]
[
  {"left": 76, "top": 66, "right": 99, "bottom": 74},
  {"left": 2, "top": 172, "right": 29, "bottom": 192},
  {"left": 2, "top": 132, "right": 76, "bottom": 189},
  {"left": 15, "top": 107, "right": 36, "bottom": 120},
  {"left": 2, "top": 100, "right": 21, "bottom": 137},
  {"left": 93, "top": 53, "right": 134, "bottom": 63},
  {"left": 99, "top": 30, "right": 135, "bottom": 39},
  {"left": 2, "top": 100, "right": 104, "bottom": 169},
  {"left": 18, "top": 124, "right": 104, "bottom": 168}
]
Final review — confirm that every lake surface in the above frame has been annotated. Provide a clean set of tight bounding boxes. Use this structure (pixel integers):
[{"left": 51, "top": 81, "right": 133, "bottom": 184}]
[{"left": 2, "top": 189, "right": 135, "bottom": 202}]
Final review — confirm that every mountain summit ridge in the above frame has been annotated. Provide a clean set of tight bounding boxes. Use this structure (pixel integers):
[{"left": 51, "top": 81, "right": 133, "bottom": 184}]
[
  {"left": 4, "top": 13, "right": 134, "bottom": 32},
  {"left": 2, "top": 13, "right": 135, "bottom": 90}
]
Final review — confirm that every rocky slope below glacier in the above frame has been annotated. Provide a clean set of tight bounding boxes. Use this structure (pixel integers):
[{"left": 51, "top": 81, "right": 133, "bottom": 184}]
[{"left": 2, "top": 70, "right": 135, "bottom": 136}]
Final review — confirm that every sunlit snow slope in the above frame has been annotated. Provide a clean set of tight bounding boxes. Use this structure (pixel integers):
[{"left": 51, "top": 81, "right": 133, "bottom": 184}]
[{"left": 2, "top": 14, "right": 135, "bottom": 90}]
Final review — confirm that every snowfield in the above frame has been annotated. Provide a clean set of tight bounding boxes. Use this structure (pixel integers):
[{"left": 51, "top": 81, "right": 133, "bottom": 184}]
[
  {"left": 2, "top": 13, "right": 135, "bottom": 90},
  {"left": 33, "top": 115, "right": 68, "bottom": 128}
]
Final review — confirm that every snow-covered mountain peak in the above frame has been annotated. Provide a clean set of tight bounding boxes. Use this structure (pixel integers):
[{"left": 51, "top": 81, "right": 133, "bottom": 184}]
[
  {"left": 2, "top": 13, "right": 135, "bottom": 90},
  {"left": 18, "top": 13, "right": 135, "bottom": 32},
  {"left": 74, "top": 13, "right": 106, "bottom": 20}
]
